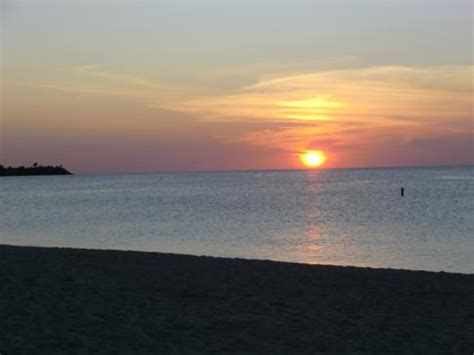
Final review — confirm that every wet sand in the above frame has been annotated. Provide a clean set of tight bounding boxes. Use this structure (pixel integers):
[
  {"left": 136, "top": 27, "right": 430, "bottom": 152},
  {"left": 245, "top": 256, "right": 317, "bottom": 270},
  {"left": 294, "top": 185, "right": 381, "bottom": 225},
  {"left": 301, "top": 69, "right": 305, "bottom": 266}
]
[{"left": 1, "top": 244, "right": 473, "bottom": 353}]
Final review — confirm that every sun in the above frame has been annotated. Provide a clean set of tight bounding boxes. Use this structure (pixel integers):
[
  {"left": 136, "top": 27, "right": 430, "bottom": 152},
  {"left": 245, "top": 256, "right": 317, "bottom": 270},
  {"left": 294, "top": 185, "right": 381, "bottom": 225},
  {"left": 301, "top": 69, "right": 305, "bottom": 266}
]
[{"left": 300, "top": 150, "right": 327, "bottom": 168}]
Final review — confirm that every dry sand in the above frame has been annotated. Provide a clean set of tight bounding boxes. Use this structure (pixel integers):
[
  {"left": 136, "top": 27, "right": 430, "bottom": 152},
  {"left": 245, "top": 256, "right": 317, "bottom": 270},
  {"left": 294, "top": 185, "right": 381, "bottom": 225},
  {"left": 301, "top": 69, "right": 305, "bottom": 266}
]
[{"left": 1, "top": 244, "right": 473, "bottom": 353}]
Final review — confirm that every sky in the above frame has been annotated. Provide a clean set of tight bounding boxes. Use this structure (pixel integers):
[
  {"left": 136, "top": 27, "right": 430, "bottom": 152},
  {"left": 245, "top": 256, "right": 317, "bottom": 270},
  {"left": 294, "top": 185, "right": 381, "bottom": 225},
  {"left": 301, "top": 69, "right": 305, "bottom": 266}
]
[{"left": 1, "top": 0, "right": 473, "bottom": 173}]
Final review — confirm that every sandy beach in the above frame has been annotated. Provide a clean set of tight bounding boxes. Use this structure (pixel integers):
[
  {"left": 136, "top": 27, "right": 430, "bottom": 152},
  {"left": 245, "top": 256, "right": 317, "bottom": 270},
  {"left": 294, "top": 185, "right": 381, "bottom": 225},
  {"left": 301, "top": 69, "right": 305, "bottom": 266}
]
[{"left": 1, "top": 244, "right": 473, "bottom": 353}]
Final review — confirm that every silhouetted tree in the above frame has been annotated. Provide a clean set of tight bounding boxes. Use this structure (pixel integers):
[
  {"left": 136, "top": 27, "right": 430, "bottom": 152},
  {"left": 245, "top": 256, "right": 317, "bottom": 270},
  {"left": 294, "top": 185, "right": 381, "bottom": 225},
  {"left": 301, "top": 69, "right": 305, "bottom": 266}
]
[{"left": 0, "top": 163, "right": 72, "bottom": 176}]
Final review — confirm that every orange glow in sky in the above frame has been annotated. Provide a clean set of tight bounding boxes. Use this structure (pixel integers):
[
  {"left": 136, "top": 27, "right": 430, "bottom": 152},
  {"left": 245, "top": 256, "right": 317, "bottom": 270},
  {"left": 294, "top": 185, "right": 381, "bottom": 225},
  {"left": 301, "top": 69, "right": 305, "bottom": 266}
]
[
  {"left": 300, "top": 150, "right": 327, "bottom": 168},
  {"left": 1, "top": 2, "right": 473, "bottom": 173}
]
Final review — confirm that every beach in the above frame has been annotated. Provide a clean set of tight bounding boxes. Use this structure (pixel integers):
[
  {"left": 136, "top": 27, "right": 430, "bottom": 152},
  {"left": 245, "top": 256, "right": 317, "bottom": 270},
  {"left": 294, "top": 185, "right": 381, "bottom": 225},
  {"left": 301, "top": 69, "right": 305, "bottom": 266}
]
[{"left": 1, "top": 244, "right": 473, "bottom": 353}]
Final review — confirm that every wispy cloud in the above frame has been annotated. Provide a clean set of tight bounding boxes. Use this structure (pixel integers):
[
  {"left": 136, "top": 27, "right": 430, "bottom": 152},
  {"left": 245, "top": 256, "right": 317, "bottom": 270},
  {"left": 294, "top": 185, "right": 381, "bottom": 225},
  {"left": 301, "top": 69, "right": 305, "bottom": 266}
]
[
  {"left": 6, "top": 65, "right": 203, "bottom": 104},
  {"left": 6, "top": 64, "right": 472, "bottom": 166},
  {"left": 70, "top": 65, "right": 162, "bottom": 89},
  {"left": 153, "top": 65, "right": 473, "bottom": 157},
  {"left": 163, "top": 65, "right": 472, "bottom": 123}
]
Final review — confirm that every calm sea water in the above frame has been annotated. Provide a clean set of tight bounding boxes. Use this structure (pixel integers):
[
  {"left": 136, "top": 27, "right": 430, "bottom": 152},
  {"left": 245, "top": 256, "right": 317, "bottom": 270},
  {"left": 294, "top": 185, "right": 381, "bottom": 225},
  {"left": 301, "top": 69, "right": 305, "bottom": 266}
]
[{"left": 1, "top": 166, "right": 473, "bottom": 273}]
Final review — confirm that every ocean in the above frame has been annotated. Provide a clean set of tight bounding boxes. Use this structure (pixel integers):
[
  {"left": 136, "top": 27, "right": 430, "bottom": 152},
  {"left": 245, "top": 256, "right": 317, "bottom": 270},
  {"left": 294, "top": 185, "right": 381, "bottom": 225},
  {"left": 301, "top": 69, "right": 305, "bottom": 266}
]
[{"left": 1, "top": 166, "right": 473, "bottom": 273}]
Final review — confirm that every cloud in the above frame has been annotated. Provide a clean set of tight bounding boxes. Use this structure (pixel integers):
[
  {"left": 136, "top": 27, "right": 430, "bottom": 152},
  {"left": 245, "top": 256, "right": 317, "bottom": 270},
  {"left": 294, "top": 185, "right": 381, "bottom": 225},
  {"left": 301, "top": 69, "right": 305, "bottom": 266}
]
[
  {"left": 153, "top": 65, "right": 473, "bottom": 158},
  {"left": 164, "top": 65, "right": 472, "bottom": 122},
  {"left": 6, "top": 65, "right": 203, "bottom": 105},
  {"left": 5, "top": 64, "right": 472, "bottom": 168},
  {"left": 70, "top": 65, "right": 162, "bottom": 88}
]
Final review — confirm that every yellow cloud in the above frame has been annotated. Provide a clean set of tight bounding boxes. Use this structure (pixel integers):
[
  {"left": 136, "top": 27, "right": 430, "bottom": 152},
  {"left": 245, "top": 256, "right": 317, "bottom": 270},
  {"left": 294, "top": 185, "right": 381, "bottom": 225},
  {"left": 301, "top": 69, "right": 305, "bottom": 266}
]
[
  {"left": 157, "top": 65, "right": 472, "bottom": 157},
  {"left": 161, "top": 66, "right": 473, "bottom": 126},
  {"left": 6, "top": 64, "right": 472, "bottom": 159},
  {"left": 3, "top": 63, "right": 472, "bottom": 169}
]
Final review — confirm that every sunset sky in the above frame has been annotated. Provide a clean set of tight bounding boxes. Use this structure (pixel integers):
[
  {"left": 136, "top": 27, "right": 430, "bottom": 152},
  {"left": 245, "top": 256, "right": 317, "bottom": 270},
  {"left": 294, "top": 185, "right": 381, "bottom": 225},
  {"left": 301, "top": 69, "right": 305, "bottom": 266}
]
[{"left": 1, "top": 0, "right": 473, "bottom": 173}]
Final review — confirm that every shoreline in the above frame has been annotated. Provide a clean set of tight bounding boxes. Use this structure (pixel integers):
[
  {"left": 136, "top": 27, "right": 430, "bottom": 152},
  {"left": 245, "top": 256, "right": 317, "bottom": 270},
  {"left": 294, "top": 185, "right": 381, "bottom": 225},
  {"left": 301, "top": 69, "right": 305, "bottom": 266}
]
[
  {"left": 1, "top": 244, "right": 473, "bottom": 352},
  {"left": 1, "top": 243, "right": 471, "bottom": 275}
]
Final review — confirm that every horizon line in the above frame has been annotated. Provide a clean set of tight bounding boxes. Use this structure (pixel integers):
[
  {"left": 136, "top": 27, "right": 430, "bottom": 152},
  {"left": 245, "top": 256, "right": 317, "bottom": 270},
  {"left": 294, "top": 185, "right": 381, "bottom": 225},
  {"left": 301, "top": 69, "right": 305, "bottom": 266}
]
[{"left": 69, "top": 163, "right": 474, "bottom": 176}]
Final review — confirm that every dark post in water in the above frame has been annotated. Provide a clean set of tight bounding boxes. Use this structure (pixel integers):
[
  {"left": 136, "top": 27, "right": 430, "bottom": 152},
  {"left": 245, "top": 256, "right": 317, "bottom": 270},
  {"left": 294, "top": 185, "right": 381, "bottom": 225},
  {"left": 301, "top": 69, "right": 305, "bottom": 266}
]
[{"left": 401, "top": 187, "right": 405, "bottom": 197}]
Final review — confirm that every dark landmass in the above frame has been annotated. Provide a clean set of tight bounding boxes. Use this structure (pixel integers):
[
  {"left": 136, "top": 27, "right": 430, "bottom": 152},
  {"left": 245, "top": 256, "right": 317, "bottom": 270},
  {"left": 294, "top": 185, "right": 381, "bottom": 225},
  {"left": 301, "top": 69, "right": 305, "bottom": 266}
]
[
  {"left": 0, "top": 163, "right": 72, "bottom": 176},
  {"left": 0, "top": 244, "right": 473, "bottom": 353}
]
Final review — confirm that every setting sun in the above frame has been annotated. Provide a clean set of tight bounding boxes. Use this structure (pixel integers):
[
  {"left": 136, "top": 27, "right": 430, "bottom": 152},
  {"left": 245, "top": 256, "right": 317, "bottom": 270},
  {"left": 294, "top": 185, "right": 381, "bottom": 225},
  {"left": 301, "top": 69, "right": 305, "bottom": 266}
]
[{"left": 300, "top": 150, "right": 327, "bottom": 168}]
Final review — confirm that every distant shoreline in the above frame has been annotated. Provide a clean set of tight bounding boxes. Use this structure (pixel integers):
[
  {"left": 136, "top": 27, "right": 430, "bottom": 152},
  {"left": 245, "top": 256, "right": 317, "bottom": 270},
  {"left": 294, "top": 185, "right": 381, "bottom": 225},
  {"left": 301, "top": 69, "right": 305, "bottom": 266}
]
[
  {"left": 1, "top": 244, "right": 472, "bottom": 353},
  {"left": 0, "top": 165, "right": 72, "bottom": 176}
]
